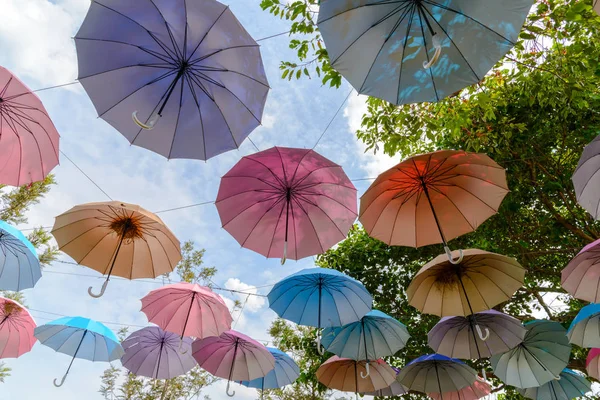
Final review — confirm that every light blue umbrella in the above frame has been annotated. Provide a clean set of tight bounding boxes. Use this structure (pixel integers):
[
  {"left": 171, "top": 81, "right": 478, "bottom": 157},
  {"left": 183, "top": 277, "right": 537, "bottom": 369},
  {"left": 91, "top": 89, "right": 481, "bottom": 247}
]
[
  {"left": 567, "top": 303, "right": 600, "bottom": 348},
  {"left": 34, "top": 316, "right": 124, "bottom": 387},
  {"left": 268, "top": 268, "right": 373, "bottom": 354},
  {"left": 0, "top": 220, "right": 40, "bottom": 291},
  {"left": 518, "top": 369, "right": 592, "bottom": 400},
  {"left": 321, "top": 310, "right": 410, "bottom": 377},
  {"left": 317, "top": 0, "right": 533, "bottom": 105},
  {"left": 239, "top": 347, "right": 299, "bottom": 398}
]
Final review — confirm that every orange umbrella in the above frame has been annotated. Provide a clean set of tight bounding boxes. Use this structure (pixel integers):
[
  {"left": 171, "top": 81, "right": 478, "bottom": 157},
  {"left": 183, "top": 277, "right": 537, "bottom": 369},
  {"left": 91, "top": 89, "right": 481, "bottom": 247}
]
[
  {"left": 52, "top": 201, "right": 181, "bottom": 298},
  {"left": 316, "top": 356, "right": 396, "bottom": 394},
  {"left": 359, "top": 150, "right": 508, "bottom": 263}
]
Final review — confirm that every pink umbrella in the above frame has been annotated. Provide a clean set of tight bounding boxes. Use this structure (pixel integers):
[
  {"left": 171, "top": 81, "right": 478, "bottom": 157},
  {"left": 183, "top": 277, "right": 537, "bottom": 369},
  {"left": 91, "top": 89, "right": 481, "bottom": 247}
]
[
  {"left": 141, "top": 283, "right": 232, "bottom": 340},
  {"left": 0, "top": 297, "right": 36, "bottom": 359},
  {"left": 0, "top": 66, "right": 59, "bottom": 187},
  {"left": 587, "top": 348, "right": 600, "bottom": 380},
  {"left": 192, "top": 330, "right": 275, "bottom": 397},
  {"left": 429, "top": 379, "right": 491, "bottom": 400},
  {"left": 562, "top": 239, "right": 600, "bottom": 302},
  {"left": 216, "top": 147, "right": 357, "bottom": 263}
]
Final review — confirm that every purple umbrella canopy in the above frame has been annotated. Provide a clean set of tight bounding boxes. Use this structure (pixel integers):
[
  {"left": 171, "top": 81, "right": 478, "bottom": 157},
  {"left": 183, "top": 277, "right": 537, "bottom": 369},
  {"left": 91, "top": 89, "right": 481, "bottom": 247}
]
[
  {"left": 75, "top": 0, "right": 269, "bottom": 161},
  {"left": 121, "top": 326, "right": 197, "bottom": 379}
]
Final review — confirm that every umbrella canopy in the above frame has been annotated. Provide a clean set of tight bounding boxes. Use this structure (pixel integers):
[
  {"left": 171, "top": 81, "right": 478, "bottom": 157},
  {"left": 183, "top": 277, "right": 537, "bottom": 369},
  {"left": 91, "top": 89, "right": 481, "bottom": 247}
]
[
  {"left": 362, "top": 367, "right": 409, "bottom": 397},
  {"left": 141, "top": 282, "right": 232, "bottom": 340},
  {"left": 0, "top": 220, "right": 40, "bottom": 291},
  {"left": 518, "top": 369, "right": 591, "bottom": 400},
  {"left": 34, "top": 316, "right": 123, "bottom": 387},
  {"left": 586, "top": 348, "right": 600, "bottom": 380},
  {"left": 0, "top": 297, "right": 36, "bottom": 359},
  {"left": 317, "top": 1, "right": 532, "bottom": 105},
  {"left": 562, "top": 239, "right": 600, "bottom": 303},
  {"left": 428, "top": 310, "right": 526, "bottom": 359},
  {"left": 239, "top": 347, "right": 299, "bottom": 392},
  {"left": 359, "top": 150, "right": 508, "bottom": 257},
  {"left": 216, "top": 147, "right": 357, "bottom": 263},
  {"left": 121, "top": 326, "right": 196, "bottom": 379},
  {"left": 0, "top": 66, "right": 59, "bottom": 187},
  {"left": 316, "top": 356, "right": 396, "bottom": 393},
  {"left": 51, "top": 201, "right": 181, "bottom": 298},
  {"left": 407, "top": 249, "right": 525, "bottom": 317},
  {"left": 75, "top": 0, "right": 269, "bottom": 161},
  {"left": 567, "top": 303, "right": 600, "bottom": 348},
  {"left": 573, "top": 135, "right": 600, "bottom": 219},
  {"left": 397, "top": 354, "right": 477, "bottom": 395},
  {"left": 429, "top": 379, "right": 491, "bottom": 400},
  {"left": 596, "top": 0, "right": 600, "bottom": 16},
  {"left": 490, "top": 320, "right": 571, "bottom": 389},
  {"left": 192, "top": 330, "right": 275, "bottom": 397}
]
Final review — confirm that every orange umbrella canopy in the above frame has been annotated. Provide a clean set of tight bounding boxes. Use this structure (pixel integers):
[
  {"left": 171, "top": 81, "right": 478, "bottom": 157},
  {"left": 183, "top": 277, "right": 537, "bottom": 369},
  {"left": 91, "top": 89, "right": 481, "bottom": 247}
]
[
  {"left": 316, "top": 356, "right": 396, "bottom": 393},
  {"left": 52, "top": 201, "right": 181, "bottom": 297},
  {"left": 359, "top": 150, "right": 508, "bottom": 249}
]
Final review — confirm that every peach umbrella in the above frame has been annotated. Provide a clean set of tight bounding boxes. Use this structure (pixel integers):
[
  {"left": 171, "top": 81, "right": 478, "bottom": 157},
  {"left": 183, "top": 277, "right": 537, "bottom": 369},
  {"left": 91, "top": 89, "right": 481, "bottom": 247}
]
[
  {"left": 316, "top": 356, "right": 396, "bottom": 394},
  {"left": 51, "top": 201, "right": 181, "bottom": 298},
  {"left": 0, "top": 297, "right": 36, "bottom": 359},
  {"left": 429, "top": 379, "right": 491, "bottom": 400}
]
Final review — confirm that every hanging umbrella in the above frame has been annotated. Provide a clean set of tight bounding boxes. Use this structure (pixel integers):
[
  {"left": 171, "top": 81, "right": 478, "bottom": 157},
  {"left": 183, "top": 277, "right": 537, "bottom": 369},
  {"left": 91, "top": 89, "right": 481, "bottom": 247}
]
[
  {"left": 397, "top": 354, "right": 477, "bottom": 396},
  {"left": 586, "top": 348, "right": 600, "bottom": 380},
  {"left": 562, "top": 238, "right": 600, "bottom": 303},
  {"left": 518, "top": 369, "right": 591, "bottom": 400},
  {"left": 192, "top": 330, "right": 275, "bottom": 397},
  {"left": 359, "top": 150, "right": 508, "bottom": 263},
  {"left": 0, "top": 220, "right": 41, "bottom": 291},
  {"left": 567, "top": 303, "right": 600, "bottom": 348},
  {"left": 74, "top": 0, "right": 269, "bottom": 161},
  {"left": 216, "top": 146, "right": 357, "bottom": 264},
  {"left": 0, "top": 66, "right": 59, "bottom": 187},
  {"left": 429, "top": 379, "right": 491, "bottom": 400},
  {"left": 490, "top": 320, "right": 571, "bottom": 389},
  {"left": 34, "top": 316, "right": 124, "bottom": 387},
  {"left": 321, "top": 310, "right": 410, "bottom": 377},
  {"left": 239, "top": 347, "right": 300, "bottom": 398},
  {"left": 51, "top": 201, "right": 181, "bottom": 298},
  {"left": 0, "top": 297, "right": 36, "bottom": 359},
  {"left": 428, "top": 310, "right": 526, "bottom": 359},
  {"left": 121, "top": 326, "right": 196, "bottom": 379},
  {"left": 573, "top": 135, "right": 600, "bottom": 219},
  {"left": 362, "top": 367, "right": 409, "bottom": 397},
  {"left": 267, "top": 268, "right": 373, "bottom": 354},
  {"left": 317, "top": 1, "right": 532, "bottom": 105},
  {"left": 595, "top": 0, "right": 600, "bottom": 16},
  {"left": 316, "top": 356, "right": 396, "bottom": 394},
  {"left": 141, "top": 282, "right": 232, "bottom": 341}
]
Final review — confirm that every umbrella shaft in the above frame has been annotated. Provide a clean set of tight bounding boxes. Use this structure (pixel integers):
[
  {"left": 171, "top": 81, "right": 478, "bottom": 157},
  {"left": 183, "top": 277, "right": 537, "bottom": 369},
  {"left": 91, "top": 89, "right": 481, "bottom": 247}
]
[
  {"left": 181, "top": 292, "right": 196, "bottom": 339},
  {"left": 155, "top": 340, "right": 165, "bottom": 379},
  {"left": 105, "top": 231, "right": 126, "bottom": 280},
  {"left": 457, "top": 275, "right": 476, "bottom": 316},
  {"left": 416, "top": 2, "right": 436, "bottom": 36},
  {"left": 228, "top": 340, "right": 239, "bottom": 383},
  {"left": 421, "top": 181, "right": 448, "bottom": 246},
  {"left": 65, "top": 330, "right": 88, "bottom": 376},
  {"left": 158, "top": 69, "right": 185, "bottom": 116},
  {"left": 435, "top": 363, "right": 444, "bottom": 400}
]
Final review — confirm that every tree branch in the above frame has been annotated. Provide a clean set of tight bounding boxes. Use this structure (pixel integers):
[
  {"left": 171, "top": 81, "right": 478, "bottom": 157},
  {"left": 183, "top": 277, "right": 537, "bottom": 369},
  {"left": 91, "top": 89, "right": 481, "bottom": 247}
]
[{"left": 529, "top": 289, "right": 554, "bottom": 318}]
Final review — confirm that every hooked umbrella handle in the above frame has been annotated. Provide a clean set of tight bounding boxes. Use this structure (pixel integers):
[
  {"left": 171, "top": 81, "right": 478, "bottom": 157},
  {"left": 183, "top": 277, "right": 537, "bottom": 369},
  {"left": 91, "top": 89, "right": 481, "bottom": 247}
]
[
  {"left": 475, "top": 324, "right": 490, "bottom": 341},
  {"left": 226, "top": 380, "right": 236, "bottom": 397},
  {"left": 316, "top": 334, "right": 325, "bottom": 355},
  {"left": 280, "top": 241, "right": 287, "bottom": 265},
  {"left": 444, "top": 246, "right": 464, "bottom": 265},
  {"left": 423, "top": 34, "right": 442, "bottom": 69},
  {"left": 88, "top": 279, "right": 109, "bottom": 298},
  {"left": 360, "top": 362, "right": 371, "bottom": 378},
  {"left": 132, "top": 111, "right": 159, "bottom": 130},
  {"left": 53, "top": 373, "right": 68, "bottom": 388}
]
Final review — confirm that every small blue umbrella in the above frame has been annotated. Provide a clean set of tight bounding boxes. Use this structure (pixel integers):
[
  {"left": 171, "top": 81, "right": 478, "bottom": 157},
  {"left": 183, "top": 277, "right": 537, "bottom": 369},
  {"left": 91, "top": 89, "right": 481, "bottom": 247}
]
[
  {"left": 268, "top": 268, "right": 372, "bottom": 354},
  {"left": 34, "top": 316, "right": 124, "bottom": 387},
  {"left": 321, "top": 310, "right": 410, "bottom": 377},
  {"left": 239, "top": 347, "right": 299, "bottom": 398},
  {"left": 0, "top": 220, "right": 40, "bottom": 291},
  {"left": 518, "top": 369, "right": 592, "bottom": 400},
  {"left": 567, "top": 303, "right": 600, "bottom": 348}
]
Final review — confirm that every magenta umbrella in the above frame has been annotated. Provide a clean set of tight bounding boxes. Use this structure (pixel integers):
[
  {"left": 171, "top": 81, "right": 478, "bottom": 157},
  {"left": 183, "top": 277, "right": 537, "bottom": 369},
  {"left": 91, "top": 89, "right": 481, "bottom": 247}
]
[
  {"left": 562, "top": 239, "right": 600, "bottom": 302},
  {"left": 192, "top": 330, "right": 275, "bottom": 397},
  {"left": 141, "top": 283, "right": 232, "bottom": 341},
  {"left": 216, "top": 147, "right": 357, "bottom": 263},
  {"left": 0, "top": 297, "right": 36, "bottom": 359}
]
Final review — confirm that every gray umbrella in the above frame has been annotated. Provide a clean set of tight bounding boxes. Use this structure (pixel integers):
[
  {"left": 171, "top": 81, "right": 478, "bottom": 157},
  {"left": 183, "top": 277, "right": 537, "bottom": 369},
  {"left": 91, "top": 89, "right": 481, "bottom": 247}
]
[
  {"left": 518, "top": 369, "right": 591, "bottom": 400},
  {"left": 573, "top": 134, "right": 600, "bottom": 219}
]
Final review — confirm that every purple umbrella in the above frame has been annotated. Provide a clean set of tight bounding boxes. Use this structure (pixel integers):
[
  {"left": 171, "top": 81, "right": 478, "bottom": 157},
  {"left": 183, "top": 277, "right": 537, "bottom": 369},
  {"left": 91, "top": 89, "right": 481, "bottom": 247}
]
[
  {"left": 75, "top": 0, "right": 269, "bottom": 161},
  {"left": 121, "top": 326, "right": 197, "bottom": 379}
]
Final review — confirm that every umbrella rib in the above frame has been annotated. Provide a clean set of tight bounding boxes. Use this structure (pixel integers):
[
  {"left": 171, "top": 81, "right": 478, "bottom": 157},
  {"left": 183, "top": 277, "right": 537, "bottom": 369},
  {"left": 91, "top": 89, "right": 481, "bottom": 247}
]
[
  {"left": 296, "top": 189, "right": 358, "bottom": 216},
  {"left": 286, "top": 148, "right": 312, "bottom": 186},
  {"left": 395, "top": 6, "right": 418, "bottom": 104},
  {"left": 181, "top": 72, "right": 208, "bottom": 160},
  {"left": 244, "top": 156, "right": 288, "bottom": 188},
  {"left": 265, "top": 196, "right": 287, "bottom": 260},
  {"left": 190, "top": 45, "right": 262, "bottom": 66},
  {"left": 219, "top": 175, "right": 282, "bottom": 191},
  {"left": 291, "top": 196, "right": 326, "bottom": 254},
  {"left": 220, "top": 192, "right": 283, "bottom": 227},
  {"left": 186, "top": 6, "right": 229, "bottom": 63},
  {"left": 238, "top": 197, "right": 286, "bottom": 249},
  {"left": 75, "top": 37, "right": 175, "bottom": 65},
  {"left": 167, "top": 71, "right": 186, "bottom": 159}
]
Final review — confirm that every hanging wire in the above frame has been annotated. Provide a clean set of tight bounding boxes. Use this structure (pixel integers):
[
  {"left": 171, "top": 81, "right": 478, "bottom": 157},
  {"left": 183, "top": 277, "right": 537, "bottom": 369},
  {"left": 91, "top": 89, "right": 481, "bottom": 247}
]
[
  {"left": 312, "top": 89, "right": 354, "bottom": 150},
  {"left": 256, "top": 31, "right": 290, "bottom": 42},
  {"left": 31, "top": 81, "right": 79, "bottom": 93},
  {"left": 232, "top": 294, "right": 251, "bottom": 330},
  {"left": 60, "top": 150, "right": 113, "bottom": 201},
  {"left": 248, "top": 137, "right": 261, "bottom": 152}
]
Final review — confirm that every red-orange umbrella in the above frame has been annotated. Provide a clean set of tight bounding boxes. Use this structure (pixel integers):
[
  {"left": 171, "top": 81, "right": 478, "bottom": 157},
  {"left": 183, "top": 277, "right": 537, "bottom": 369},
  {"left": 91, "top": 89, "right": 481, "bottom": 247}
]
[{"left": 359, "top": 150, "right": 508, "bottom": 262}]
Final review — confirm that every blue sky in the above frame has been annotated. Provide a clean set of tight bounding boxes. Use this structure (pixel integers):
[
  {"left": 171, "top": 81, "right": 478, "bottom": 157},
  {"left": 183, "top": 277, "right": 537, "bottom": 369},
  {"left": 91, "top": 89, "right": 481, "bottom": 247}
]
[{"left": 0, "top": 0, "right": 397, "bottom": 399}]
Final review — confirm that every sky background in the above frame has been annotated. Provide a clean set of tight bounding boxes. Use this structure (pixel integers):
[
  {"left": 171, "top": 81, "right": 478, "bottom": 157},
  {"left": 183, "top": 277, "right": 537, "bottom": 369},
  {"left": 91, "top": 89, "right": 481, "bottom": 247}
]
[{"left": 0, "top": 0, "right": 398, "bottom": 399}]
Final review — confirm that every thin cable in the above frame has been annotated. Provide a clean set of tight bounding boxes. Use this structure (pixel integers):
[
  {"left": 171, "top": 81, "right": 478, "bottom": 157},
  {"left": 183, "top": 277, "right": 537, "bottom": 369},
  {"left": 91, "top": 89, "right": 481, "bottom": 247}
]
[
  {"left": 154, "top": 201, "right": 214, "bottom": 214},
  {"left": 248, "top": 137, "right": 261, "bottom": 152},
  {"left": 232, "top": 294, "right": 251, "bottom": 330},
  {"left": 312, "top": 89, "right": 354, "bottom": 150},
  {"left": 60, "top": 150, "right": 113, "bottom": 201},
  {"left": 29, "top": 308, "right": 147, "bottom": 329},
  {"left": 256, "top": 31, "right": 290, "bottom": 42},
  {"left": 32, "top": 81, "right": 79, "bottom": 93}
]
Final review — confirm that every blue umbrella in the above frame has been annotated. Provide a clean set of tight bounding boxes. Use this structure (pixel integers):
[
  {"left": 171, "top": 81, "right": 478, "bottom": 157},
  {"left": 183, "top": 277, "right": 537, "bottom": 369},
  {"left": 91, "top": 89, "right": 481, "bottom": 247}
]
[
  {"left": 567, "top": 303, "right": 600, "bottom": 348},
  {"left": 239, "top": 347, "right": 299, "bottom": 398},
  {"left": 321, "top": 310, "right": 410, "bottom": 377},
  {"left": 518, "top": 369, "right": 592, "bottom": 400},
  {"left": 34, "top": 316, "right": 124, "bottom": 387},
  {"left": 268, "top": 268, "right": 373, "bottom": 354},
  {"left": 0, "top": 220, "right": 40, "bottom": 291},
  {"left": 317, "top": 0, "right": 533, "bottom": 105}
]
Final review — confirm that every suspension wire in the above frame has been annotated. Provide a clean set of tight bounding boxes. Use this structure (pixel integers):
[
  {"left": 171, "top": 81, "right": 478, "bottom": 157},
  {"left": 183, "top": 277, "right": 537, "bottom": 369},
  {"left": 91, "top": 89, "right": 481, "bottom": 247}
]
[
  {"left": 60, "top": 150, "right": 113, "bottom": 201},
  {"left": 312, "top": 89, "right": 354, "bottom": 150},
  {"left": 256, "top": 31, "right": 290, "bottom": 42}
]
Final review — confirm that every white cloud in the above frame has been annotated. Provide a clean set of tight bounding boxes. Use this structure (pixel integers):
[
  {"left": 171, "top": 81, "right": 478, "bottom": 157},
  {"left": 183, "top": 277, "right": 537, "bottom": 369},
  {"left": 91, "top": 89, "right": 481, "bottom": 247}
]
[{"left": 224, "top": 278, "right": 266, "bottom": 313}]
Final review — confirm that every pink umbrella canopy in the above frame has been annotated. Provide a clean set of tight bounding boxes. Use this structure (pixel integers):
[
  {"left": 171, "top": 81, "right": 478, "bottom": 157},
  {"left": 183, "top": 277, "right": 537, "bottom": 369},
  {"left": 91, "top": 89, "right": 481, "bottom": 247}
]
[
  {"left": 216, "top": 147, "right": 357, "bottom": 263},
  {"left": 428, "top": 379, "right": 491, "bottom": 400},
  {"left": 141, "top": 283, "right": 232, "bottom": 340},
  {"left": 0, "top": 297, "right": 37, "bottom": 359},
  {"left": 192, "top": 330, "right": 275, "bottom": 397},
  {"left": 587, "top": 348, "right": 600, "bottom": 380},
  {"left": 0, "top": 66, "right": 59, "bottom": 187},
  {"left": 562, "top": 239, "right": 600, "bottom": 302}
]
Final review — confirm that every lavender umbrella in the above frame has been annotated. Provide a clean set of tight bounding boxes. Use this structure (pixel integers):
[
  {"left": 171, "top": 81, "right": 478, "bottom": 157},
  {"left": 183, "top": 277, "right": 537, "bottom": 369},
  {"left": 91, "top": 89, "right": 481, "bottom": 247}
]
[
  {"left": 121, "top": 326, "right": 196, "bottom": 379},
  {"left": 75, "top": 0, "right": 269, "bottom": 161}
]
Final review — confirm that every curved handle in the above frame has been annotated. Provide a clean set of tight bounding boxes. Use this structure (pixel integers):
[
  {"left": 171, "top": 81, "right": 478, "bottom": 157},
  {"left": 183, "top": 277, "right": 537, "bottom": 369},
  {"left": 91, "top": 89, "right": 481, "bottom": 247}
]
[
  {"left": 481, "top": 368, "right": 487, "bottom": 381},
  {"left": 423, "top": 34, "right": 442, "bottom": 69},
  {"left": 280, "top": 241, "right": 287, "bottom": 265},
  {"left": 132, "top": 111, "right": 159, "bottom": 130},
  {"left": 444, "top": 246, "right": 464, "bottom": 265},
  {"left": 178, "top": 339, "right": 188, "bottom": 355},
  {"left": 360, "top": 362, "right": 370, "bottom": 379},
  {"left": 316, "top": 334, "right": 325, "bottom": 355},
  {"left": 226, "top": 380, "right": 236, "bottom": 397},
  {"left": 88, "top": 279, "right": 109, "bottom": 298},
  {"left": 475, "top": 324, "right": 490, "bottom": 341},
  {"left": 553, "top": 374, "right": 561, "bottom": 381},
  {"left": 53, "top": 373, "right": 67, "bottom": 387}
]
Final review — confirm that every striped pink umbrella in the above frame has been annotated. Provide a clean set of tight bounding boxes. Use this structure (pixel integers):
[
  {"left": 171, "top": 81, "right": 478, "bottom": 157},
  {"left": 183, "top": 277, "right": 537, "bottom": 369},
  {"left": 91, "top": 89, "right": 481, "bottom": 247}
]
[
  {"left": 216, "top": 147, "right": 357, "bottom": 263},
  {"left": 141, "top": 283, "right": 232, "bottom": 340},
  {"left": 0, "top": 66, "right": 59, "bottom": 187},
  {"left": 192, "top": 330, "right": 275, "bottom": 397},
  {"left": 0, "top": 297, "right": 36, "bottom": 359}
]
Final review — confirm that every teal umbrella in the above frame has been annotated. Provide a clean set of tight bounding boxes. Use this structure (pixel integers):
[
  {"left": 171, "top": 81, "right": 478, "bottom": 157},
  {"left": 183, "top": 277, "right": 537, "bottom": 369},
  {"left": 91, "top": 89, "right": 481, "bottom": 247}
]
[{"left": 518, "top": 369, "right": 591, "bottom": 400}]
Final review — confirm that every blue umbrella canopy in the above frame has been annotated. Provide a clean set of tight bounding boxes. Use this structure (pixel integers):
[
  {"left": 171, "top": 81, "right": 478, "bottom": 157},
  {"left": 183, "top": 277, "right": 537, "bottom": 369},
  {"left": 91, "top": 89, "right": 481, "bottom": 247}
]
[
  {"left": 397, "top": 354, "right": 477, "bottom": 395},
  {"left": 0, "top": 220, "right": 40, "bottom": 291},
  {"left": 34, "top": 316, "right": 124, "bottom": 387},
  {"left": 239, "top": 347, "right": 299, "bottom": 393},
  {"left": 317, "top": 0, "right": 533, "bottom": 105},
  {"left": 518, "top": 369, "right": 591, "bottom": 400},
  {"left": 567, "top": 303, "right": 600, "bottom": 348}
]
